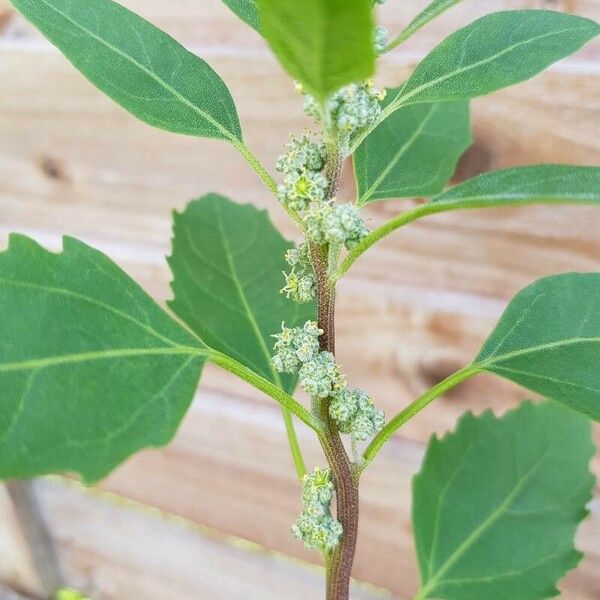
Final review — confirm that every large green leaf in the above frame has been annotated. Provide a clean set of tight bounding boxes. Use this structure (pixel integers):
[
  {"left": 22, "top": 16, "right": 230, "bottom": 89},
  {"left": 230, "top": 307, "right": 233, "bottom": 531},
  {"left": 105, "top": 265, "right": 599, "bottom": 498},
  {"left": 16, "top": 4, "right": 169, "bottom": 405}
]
[
  {"left": 475, "top": 273, "right": 600, "bottom": 421},
  {"left": 222, "top": 0, "right": 260, "bottom": 33},
  {"left": 428, "top": 165, "right": 600, "bottom": 211},
  {"left": 257, "top": 0, "right": 375, "bottom": 100},
  {"left": 10, "top": 0, "right": 241, "bottom": 142},
  {"left": 354, "top": 99, "right": 471, "bottom": 205},
  {"left": 413, "top": 400, "right": 594, "bottom": 600},
  {"left": 0, "top": 235, "right": 207, "bottom": 483},
  {"left": 392, "top": 10, "right": 599, "bottom": 108},
  {"left": 168, "top": 194, "right": 314, "bottom": 394}
]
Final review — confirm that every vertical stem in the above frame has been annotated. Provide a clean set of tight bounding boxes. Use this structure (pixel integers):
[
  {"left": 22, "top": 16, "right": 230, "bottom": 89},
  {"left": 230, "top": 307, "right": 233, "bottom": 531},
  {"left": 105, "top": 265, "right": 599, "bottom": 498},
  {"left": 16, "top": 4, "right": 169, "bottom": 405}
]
[
  {"left": 5, "top": 481, "right": 65, "bottom": 596},
  {"left": 280, "top": 406, "right": 307, "bottom": 480},
  {"left": 310, "top": 242, "right": 359, "bottom": 600}
]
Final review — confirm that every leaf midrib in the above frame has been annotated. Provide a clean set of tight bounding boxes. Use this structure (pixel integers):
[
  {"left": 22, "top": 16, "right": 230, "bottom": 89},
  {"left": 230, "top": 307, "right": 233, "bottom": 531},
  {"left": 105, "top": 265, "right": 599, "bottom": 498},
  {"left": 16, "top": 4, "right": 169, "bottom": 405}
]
[
  {"left": 0, "top": 346, "right": 204, "bottom": 373},
  {"left": 393, "top": 25, "right": 586, "bottom": 108},
  {"left": 477, "top": 336, "right": 600, "bottom": 369},
  {"left": 38, "top": 0, "right": 237, "bottom": 142},
  {"left": 359, "top": 104, "right": 439, "bottom": 204},
  {"left": 214, "top": 203, "right": 283, "bottom": 388},
  {"left": 421, "top": 449, "right": 549, "bottom": 597}
]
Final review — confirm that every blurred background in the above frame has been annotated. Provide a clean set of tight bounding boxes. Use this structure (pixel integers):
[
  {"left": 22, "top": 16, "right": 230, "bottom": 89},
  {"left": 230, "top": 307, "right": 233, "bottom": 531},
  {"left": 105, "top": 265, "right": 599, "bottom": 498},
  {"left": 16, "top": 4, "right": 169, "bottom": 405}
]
[{"left": 0, "top": 0, "right": 599, "bottom": 598}]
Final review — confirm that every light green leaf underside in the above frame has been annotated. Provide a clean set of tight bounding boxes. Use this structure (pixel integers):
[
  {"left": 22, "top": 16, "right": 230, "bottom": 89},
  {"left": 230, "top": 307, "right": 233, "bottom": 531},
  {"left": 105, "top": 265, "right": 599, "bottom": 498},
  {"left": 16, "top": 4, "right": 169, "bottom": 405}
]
[
  {"left": 354, "top": 98, "right": 471, "bottom": 205},
  {"left": 0, "top": 235, "right": 207, "bottom": 483},
  {"left": 475, "top": 273, "right": 600, "bottom": 422},
  {"left": 392, "top": 10, "right": 600, "bottom": 108},
  {"left": 429, "top": 165, "right": 600, "bottom": 211},
  {"left": 258, "top": 0, "right": 375, "bottom": 100},
  {"left": 10, "top": 0, "right": 241, "bottom": 141},
  {"left": 168, "top": 194, "right": 315, "bottom": 395},
  {"left": 391, "top": 0, "right": 464, "bottom": 47},
  {"left": 413, "top": 400, "right": 594, "bottom": 599},
  {"left": 222, "top": 0, "right": 260, "bottom": 32}
]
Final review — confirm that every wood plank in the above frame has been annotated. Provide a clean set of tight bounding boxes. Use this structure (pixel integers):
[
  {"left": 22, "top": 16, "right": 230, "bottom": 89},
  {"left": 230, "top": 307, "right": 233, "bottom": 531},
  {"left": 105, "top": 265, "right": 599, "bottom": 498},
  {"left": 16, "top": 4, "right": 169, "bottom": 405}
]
[
  {"left": 2, "top": 0, "right": 599, "bottom": 65},
  {"left": 15, "top": 478, "right": 390, "bottom": 600},
  {"left": 93, "top": 388, "right": 600, "bottom": 598}
]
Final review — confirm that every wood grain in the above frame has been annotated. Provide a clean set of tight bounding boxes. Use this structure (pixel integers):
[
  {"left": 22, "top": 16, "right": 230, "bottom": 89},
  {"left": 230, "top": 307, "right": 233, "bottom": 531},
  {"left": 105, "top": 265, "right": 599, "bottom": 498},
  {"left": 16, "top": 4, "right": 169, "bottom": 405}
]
[{"left": 1, "top": 0, "right": 599, "bottom": 597}]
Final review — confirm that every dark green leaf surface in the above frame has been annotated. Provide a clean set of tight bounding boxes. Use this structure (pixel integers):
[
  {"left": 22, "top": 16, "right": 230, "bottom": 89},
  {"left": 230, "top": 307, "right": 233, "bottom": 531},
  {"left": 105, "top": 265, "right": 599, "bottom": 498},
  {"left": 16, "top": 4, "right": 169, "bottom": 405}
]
[
  {"left": 10, "top": 0, "right": 241, "bottom": 141},
  {"left": 0, "top": 235, "right": 206, "bottom": 483},
  {"left": 429, "top": 165, "right": 600, "bottom": 210},
  {"left": 476, "top": 273, "right": 600, "bottom": 421},
  {"left": 393, "top": 10, "right": 600, "bottom": 107},
  {"left": 258, "top": 0, "right": 375, "bottom": 100},
  {"left": 168, "top": 194, "right": 314, "bottom": 394},
  {"left": 354, "top": 99, "right": 471, "bottom": 204},
  {"left": 413, "top": 401, "right": 594, "bottom": 599},
  {"left": 222, "top": 0, "right": 260, "bottom": 32}
]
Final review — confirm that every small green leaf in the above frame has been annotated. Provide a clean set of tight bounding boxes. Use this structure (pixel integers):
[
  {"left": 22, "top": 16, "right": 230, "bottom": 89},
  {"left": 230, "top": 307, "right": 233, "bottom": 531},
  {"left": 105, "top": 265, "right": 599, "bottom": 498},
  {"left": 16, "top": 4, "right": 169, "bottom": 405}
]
[
  {"left": 393, "top": 10, "right": 600, "bottom": 108},
  {"left": 222, "top": 0, "right": 260, "bottom": 33},
  {"left": 429, "top": 165, "right": 600, "bottom": 210},
  {"left": 413, "top": 400, "right": 594, "bottom": 600},
  {"left": 475, "top": 273, "right": 600, "bottom": 421},
  {"left": 257, "top": 0, "right": 375, "bottom": 100},
  {"left": 354, "top": 99, "right": 471, "bottom": 205},
  {"left": 10, "top": 0, "right": 241, "bottom": 141},
  {"left": 389, "top": 0, "right": 464, "bottom": 49},
  {"left": 0, "top": 235, "right": 206, "bottom": 483},
  {"left": 168, "top": 194, "right": 314, "bottom": 394}
]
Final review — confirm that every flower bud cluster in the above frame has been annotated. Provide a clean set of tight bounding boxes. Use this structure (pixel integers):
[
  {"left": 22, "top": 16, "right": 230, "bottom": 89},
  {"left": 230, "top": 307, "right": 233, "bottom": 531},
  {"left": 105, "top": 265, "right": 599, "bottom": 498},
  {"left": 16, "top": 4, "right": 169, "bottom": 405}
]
[
  {"left": 272, "top": 322, "right": 345, "bottom": 398},
  {"left": 303, "top": 201, "right": 369, "bottom": 250},
  {"left": 281, "top": 241, "right": 316, "bottom": 304},
  {"left": 373, "top": 25, "right": 389, "bottom": 55},
  {"left": 292, "top": 467, "right": 342, "bottom": 552},
  {"left": 276, "top": 134, "right": 329, "bottom": 212},
  {"left": 301, "top": 81, "right": 385, "bottom": 148},
  {"left": 272, "top": 321, "right": 322, "bottom": 373},
  {"left": 329, "top": 388, "right": 385, "bottom": 442},
  {"left": 272, "top": 322, "right": 384, "bottom": 442}
]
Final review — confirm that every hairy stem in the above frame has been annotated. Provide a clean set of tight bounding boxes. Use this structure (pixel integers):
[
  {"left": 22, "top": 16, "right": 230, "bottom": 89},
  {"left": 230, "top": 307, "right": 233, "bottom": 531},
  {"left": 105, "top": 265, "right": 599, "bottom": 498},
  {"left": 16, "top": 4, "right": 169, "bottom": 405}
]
[{"left": 311, "top": 241, "right": 359, "bottom": 600}]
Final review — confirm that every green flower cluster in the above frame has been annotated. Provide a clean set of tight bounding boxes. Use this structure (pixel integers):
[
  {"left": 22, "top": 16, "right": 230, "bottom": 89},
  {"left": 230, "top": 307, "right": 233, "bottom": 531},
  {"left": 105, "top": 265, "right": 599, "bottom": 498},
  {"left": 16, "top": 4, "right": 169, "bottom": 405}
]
[
  {"left": 302, "top": 80, "right": 386, "bottom": 149},
  {"left": 373, "top": 25, "right": 389, "bottom": 55},
  {"left": 281, "top": 241, "right": 316, "bottom": 304},
  {"left": 292, "top": 467, "right": 342, "bottom": 552},
  {"left": 276, "top": 134, "right": 329, "bottom": 212},
  {"left": 303, "top": 202, "right": 369, "bottom": 249},
  {"left": 329, "top": 388, "right": 385, "bottom": 441},
  {"left": 272, "top": 322, "right": 384, "bottom": 441},
  {"left": 272, "top": 321, "right": 345, "bottom": 399}
]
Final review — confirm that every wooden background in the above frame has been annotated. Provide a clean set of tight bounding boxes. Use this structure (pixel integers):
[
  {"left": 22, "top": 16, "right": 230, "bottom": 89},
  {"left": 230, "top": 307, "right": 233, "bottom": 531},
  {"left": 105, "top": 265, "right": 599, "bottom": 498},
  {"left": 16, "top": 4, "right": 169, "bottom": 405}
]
[{"left": 1, "top": 0, "right": 599, "bottom": 598}]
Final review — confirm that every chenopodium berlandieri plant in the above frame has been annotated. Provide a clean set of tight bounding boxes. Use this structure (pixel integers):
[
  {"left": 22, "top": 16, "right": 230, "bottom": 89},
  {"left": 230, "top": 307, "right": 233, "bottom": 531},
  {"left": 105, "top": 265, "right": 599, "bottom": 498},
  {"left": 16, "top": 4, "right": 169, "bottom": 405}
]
[{"left": 2, "top": 0, "right": 600, "bottom": 599}]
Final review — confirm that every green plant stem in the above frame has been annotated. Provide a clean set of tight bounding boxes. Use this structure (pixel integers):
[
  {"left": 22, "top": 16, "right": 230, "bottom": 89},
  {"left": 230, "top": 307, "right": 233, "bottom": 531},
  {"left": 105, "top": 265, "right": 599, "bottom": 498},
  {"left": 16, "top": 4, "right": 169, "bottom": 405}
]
[
  {"left": 207, "top": 350, "right": 319, "bottom": 433},
  {"left": 362, "top": 364, "right": 481, "bottom": 466},
  {"left": 383, "top": 0, "right": 463, "bottom": 53},
  {"left": 281, "top": 406, "right": 307, "bottom": 479},
  {"left": 232, "top": 139, "right": 303, "bottom": 227}
]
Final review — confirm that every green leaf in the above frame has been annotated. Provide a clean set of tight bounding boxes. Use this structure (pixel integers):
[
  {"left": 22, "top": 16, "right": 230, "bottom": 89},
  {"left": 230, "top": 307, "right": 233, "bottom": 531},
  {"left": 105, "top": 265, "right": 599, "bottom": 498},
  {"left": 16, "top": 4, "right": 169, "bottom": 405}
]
[
  {"left": 393, "top": 10, "right": 600, "bottom": 108},
  {"left": 413, "top": 400, "right": 594, "bottom": 600},
  {"left": 475, "top": 273, "right": 600, "bottom": 421},
  {"left": 0, "top": 235, "right": 207, "bottom": 483},
  {"left": 10, "top": 0, "right": 241, "bottom": 142},
  {"left": 168, "top": 194, "right": 315, "bottom": 394},
  {"left": 354, "top": 98, "right": 471, "bottom": 205},
  {"left": 257, "top": 0, "right": 375, "bottom": 100},
  {"left": 222, "top": 0, "right": 260, "bottom": 33},
  {"left": 389, "top": 0, "right": 464, "bottom": 49},
  {"left": 428, "top": 165, "right": 600, "bottom": 210}
]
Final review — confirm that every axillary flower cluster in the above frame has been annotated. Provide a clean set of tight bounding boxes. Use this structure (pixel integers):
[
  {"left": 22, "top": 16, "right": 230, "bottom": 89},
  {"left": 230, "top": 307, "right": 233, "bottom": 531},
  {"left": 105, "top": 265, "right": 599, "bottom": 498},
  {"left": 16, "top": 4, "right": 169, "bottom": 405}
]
[
  {"left": 272, "top": 29, "right": 388, "bottom": 553},
  {"left": 272, "top": 322, "right": 384, "bottom": 551}
]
